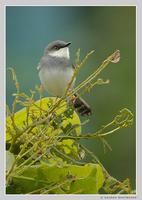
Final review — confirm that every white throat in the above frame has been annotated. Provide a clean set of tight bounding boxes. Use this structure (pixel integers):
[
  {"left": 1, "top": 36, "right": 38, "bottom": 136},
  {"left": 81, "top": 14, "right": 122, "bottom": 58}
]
[{"left": 48, "top": 47, "right": 70, "bottom": 59}]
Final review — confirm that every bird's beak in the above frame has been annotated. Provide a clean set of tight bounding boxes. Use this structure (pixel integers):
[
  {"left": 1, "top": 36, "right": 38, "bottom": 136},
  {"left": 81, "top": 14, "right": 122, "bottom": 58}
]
[{"left": 63, "top": 42, "right": 71, "bottom": 48}]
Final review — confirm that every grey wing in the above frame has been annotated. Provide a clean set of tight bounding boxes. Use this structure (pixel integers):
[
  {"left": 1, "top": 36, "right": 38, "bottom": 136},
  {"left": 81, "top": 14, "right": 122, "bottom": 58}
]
[{"left": 37, "top": 56, "right": 47, "bottom": 71}]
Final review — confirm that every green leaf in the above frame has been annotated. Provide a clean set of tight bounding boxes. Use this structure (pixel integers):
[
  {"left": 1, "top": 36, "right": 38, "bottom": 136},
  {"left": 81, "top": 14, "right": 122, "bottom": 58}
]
[
  {"left": 6, "top": 97, "right": 81, "bottom": 143},
  {"left": 7, "top": 163, "right": 104, "bottom": 194},
  {"left": 6, "top": 151, "right": 15, "bottom": 173},
  {"left": 69, "top": 164, "right": 105, "bottom": 194}
]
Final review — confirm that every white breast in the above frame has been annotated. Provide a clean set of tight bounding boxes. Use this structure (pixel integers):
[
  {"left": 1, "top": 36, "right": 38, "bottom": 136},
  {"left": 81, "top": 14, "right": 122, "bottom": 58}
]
[
  {"left": 39, "top": 67, "right": 75, "bottom": 96},
  {"left": 48, "top": 47, "right": 70, "bottom": 59}
]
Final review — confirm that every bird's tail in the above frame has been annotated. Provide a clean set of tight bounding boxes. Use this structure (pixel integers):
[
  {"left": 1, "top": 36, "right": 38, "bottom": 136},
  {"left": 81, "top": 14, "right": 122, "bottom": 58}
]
[{"left": 72, "top": 94, "right": 92, "bottom": 116}]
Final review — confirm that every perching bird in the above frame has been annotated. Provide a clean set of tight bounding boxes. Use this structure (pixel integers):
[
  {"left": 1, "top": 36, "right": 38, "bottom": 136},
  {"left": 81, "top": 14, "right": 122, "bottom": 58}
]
[{"left": 37, "top": 40, "right": 92, "bottom": 116}]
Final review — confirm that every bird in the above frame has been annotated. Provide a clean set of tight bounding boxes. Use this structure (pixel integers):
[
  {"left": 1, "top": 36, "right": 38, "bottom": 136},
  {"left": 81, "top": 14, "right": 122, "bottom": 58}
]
[{"left": 37, "top": 40, "right": 92, "bottom": 116}]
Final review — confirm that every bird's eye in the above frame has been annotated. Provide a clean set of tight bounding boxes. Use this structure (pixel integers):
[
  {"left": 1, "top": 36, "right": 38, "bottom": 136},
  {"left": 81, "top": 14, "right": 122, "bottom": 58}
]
[{"left": 54, "top": 46, "right": 59, "bottom": 50}]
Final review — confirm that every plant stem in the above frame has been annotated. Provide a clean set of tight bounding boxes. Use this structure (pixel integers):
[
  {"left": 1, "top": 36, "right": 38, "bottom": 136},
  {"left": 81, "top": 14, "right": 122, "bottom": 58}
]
[
  {"left": 57, "top": 126, "right": 121, "bottom": 140},
  {"left": 68, "top": 50, "right": 118, "bottom": 98}
]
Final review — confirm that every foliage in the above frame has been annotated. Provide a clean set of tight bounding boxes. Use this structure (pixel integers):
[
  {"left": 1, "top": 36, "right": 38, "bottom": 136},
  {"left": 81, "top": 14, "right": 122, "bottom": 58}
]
[
  {"left": 6, "top": 163, "right": 104, "bottom": 194},
  {"left": 6, "top": 49, "right": 135, "bottom": 194}
]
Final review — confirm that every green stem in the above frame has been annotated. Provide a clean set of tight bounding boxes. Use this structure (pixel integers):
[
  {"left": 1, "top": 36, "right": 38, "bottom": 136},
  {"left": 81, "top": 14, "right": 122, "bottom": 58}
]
[
  {"left": 53, "top": 147, "right": 85, "bottom": 165},
  {"left": 68, "top": 50, "right": 118, "bottom": 98},
  {"left": 57, "top": 126, "right": 121, "bottom": 140}
]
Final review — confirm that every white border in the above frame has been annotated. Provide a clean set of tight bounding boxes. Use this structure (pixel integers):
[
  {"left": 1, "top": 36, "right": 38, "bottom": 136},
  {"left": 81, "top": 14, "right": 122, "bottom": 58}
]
[{"left": 0, "top": 0, "right": 141, "bottom": 200}]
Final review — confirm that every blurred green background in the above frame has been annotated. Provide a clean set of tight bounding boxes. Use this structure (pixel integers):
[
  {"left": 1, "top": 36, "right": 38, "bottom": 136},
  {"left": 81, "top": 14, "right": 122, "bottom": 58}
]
[{"left": 6, "top": 6, "right": 136, "bottom": 189}]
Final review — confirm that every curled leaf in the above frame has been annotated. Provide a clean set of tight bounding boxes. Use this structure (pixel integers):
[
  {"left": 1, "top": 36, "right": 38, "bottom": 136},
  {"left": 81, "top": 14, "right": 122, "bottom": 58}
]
[
  {"left": 114, "top": 108, "right": 133, "bottom": 127},
  {"left": 110, "top": 50, "right": 120, "bottom": 63}
]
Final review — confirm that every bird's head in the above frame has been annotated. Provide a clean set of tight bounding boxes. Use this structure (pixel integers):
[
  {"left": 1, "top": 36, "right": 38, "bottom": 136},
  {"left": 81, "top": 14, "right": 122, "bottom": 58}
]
[{"left": 45, "top": 40, "right": 71, "bottom": 59}]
